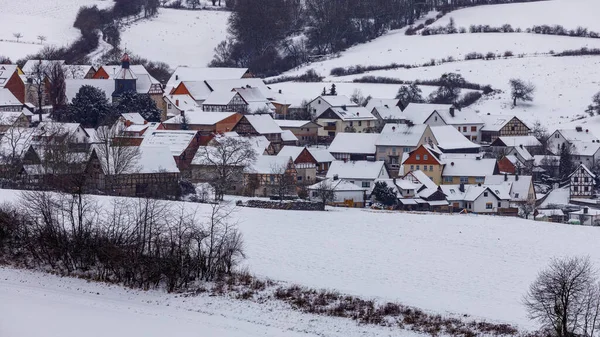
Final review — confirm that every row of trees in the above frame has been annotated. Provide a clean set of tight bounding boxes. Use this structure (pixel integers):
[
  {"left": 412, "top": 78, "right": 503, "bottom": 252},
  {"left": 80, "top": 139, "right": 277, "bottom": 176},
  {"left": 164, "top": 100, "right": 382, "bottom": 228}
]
[{"left": 0, "top": 191, "right": 245, "bottom": 290}]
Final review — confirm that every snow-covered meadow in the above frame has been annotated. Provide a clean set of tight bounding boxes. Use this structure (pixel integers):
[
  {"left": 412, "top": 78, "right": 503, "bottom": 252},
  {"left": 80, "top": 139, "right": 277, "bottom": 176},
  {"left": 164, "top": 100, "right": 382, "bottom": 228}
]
[
  {"left": 0, "top": 0, "right": 113, "bottom": 59},
  {"left": 121, "top": 9, "right": 230, "bottom": 67},
  {"left": 1, "top": 189, "right": 600, "bottom": 327}
]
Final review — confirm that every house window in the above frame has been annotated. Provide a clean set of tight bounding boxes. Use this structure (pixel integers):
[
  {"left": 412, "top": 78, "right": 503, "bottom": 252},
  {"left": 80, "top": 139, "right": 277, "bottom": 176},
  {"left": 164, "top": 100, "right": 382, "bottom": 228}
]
[
  {"left": 555, "top": 133, "right": 559, "bottom": 138},
  {"left": 498, "top": 202, "right": 502, "bottom": 207},
  {"left": 410, "top": 165, "right": 414, "bottom": 170},
  {"left": 457, "top": 127, "right": 460, "bottom": 131},
  {"left": 362, "top": 182, "right": 370, "bottom": 188},
  {"left": 471, "top": 126, "right": 477, "bottom": 132},
  {"left": 424, "top": 166, "right": 428, "bottom": 171},
  {"left": 484, "top": 192, "right": 489, "bottom": 197},
  {"left": 416, "top": 155, "right": 420, "bottom": 160},
  {"left": 378, "top": 147, "right": 385, "bottom": 153},
  {"left": 463, "top": 127, "right": 467, "bottom": 132},
  {"left": 350, "top": 121, "right": 353, "bottom": 126},
  {"left": 460, "top": 177, "right": 469, "bottom": 183},
  {"left": 424, "top": 155, "right": 428, "bottom": 160},
  {"left": 429, "top": 165, "right": 433, "bottom": 171},
  {"left": 416, "top": 165, "right": 420, "bottom": 170},
  {"left": 585, "top": 177, "right": 589, "bottom": 182},
  {"left": 168, "top": 103, "right": 172, "bottom": 109},
  {"left": 574, "top": 186, "right": 579, "bottom": 192},
  {"left": 574, "top": 177, "right": 579, "bottom": 183},
  {"left": 472, "top": 136, "right": 477, "bottom": 141},
  {"left": 318, "top": 100, "right": 321, "bottom": 104},
  {"left": 585, "top": 186, "right": 589, "bottom": 192},
  {"left": 435, "top": 116, "right": 438, "bottom": 121},
  {"left": 312, "top": 191, "right": 318, "bottom": 197},
  {"left": 392, "top": 147, "right": 397, "bottom": 154},
  {"left": 367, "top": 121, "right": 371, "bottom": 127},
  {"left": 486, "top": 203, "right": 493, "bottom": 209},
  {"left": 358, "top": 121, "right": 362, "bottom": 126},
  {"left": 297, "top": 176, "right": 303, "bottom": 181},
  {"left": 514, "top": 193, "right": 519, "bottom": 198},
  {"left": 270, "top": 176, "right": 275, "bottom": 184},
  {"left": 475, "top": 177, "right": 484, "bottom": 183},
  {"left": 467, "top": 203, "right": 472, "bottom": 209},
  {"left": 404, "top": 147, "right": 411, "bottom": 152},
  {"left": 444, "top": 176, "right": 453, "bottom": 183}
]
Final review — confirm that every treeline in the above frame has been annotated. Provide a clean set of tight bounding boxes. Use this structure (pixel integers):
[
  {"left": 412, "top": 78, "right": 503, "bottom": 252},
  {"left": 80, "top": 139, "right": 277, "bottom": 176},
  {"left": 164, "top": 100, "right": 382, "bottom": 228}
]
[
  {"left": 211, "top": 0, "right": 542, "bottom": 77},
  {"left": 0, "top": 191, "right": 245, "bottom": 291}
]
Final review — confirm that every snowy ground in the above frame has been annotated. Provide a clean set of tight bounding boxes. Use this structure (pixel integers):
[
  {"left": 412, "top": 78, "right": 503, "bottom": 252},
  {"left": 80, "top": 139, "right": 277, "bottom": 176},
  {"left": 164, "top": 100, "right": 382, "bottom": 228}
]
[
  {"left": 2, "top": 189, "right": 600, "bottom": 328},
  {"left": 0, "top": 267, "right": 415, "bottom": 337},
  {"left": 121, "top": 9, "right": 230, "bottom": 67},
  {"left": 434, "top": 0, "right": 600, "bottom": 31},
  {"left": 0, "top": 0, "right": 113, "bottom": 59}
]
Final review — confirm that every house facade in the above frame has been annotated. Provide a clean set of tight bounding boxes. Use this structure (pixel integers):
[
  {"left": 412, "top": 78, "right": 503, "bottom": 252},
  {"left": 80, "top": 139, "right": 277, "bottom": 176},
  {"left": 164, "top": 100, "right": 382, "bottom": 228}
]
[
  {"left": 402, "top": 145, "right": 444, "bottom": 185},
  {"left": 569, "top": 164, "right": 596, "bottom": 198},
  {"left": 316, "top": 107, "right": 378, "bottom": 139},
  {"left": 480, "top": 115, "right": 530, "bottom": 143},
  {"left": 375, "top": 124, "right": 437, "bottom": 174},
  {"left": 442, "top": 158, "right": 499, "bottom": 185}
]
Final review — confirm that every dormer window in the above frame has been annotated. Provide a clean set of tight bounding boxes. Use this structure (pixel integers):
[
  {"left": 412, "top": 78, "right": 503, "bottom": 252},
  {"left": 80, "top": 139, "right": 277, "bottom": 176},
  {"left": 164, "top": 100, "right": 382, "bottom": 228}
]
[
  {"left": 484, "top": 192, "right": 489, "bottom": 197},
  {"left": 423, "top": 155, "right": 428, "bottom": 160},
  {"left": 416, "top": 155, "right": 420, "bottom": 160}
]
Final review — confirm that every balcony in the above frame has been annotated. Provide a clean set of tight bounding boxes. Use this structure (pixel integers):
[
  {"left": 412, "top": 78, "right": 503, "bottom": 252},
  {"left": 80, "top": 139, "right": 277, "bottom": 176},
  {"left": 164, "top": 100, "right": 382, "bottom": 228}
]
[{"left": 323, "top": 125, "right": 337, "bottom": 131}]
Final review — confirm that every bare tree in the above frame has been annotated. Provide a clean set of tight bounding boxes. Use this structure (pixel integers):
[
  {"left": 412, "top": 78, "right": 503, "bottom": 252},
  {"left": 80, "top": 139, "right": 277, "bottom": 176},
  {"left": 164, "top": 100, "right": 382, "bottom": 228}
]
[
  {"left": 509, "top": 78, "right": 536, "bottom": 107},
  {"left": 95, "top": 125, "right": 141, "bottom": 176},
  {"left": 519, "top": 199, "right": 535, "bottom": 219},
  {"left": 194, "top": 136, "right": 257, "bottom": 201},
  {"left": 524, "top": 256, "right": 600, "bottom": 337},
  {"left": 270, "top": 162, "right": 297, "bottom": 202},
  {"left": 37, "top": 35, "right": 47, "bottom": 44},
  {"left": 311, "top": 178, "right": 336, "bottom": 210},
  {"left": 13, "top": 33, "right": 22, "bottom": 42},
  {"left": 47, "top": 62, "right": 67, "bottom": 120},
  {"left": 0, "top": 126, "right": 34, "bottom": 182},
  {"left": 28, "top": 61, "right": 50, "bottom": 123}
]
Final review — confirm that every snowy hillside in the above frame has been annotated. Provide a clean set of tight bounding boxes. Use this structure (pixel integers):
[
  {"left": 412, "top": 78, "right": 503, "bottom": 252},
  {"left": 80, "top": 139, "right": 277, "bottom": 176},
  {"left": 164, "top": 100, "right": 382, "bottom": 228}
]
[
  {"left": 1, "top": 190, "right": 600, "bottom": 327},
  {"left": 274, "top": 0, "right": 600, "bottom": 129},
  {"left": 0, "top": 267, "right": 413, "bottom": 337},
  {"left": 0, "top": 0, "right": 113, "bottom": 60},
  {"left": 121, "top": 9, "right": 230, "bottom": 68}
]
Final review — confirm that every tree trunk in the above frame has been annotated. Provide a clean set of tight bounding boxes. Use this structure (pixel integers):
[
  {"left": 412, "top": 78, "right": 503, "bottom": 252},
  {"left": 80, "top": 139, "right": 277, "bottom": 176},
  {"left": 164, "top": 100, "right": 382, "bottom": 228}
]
[{"left": 513, "top": 96, "right": 517, "bottom": 107}]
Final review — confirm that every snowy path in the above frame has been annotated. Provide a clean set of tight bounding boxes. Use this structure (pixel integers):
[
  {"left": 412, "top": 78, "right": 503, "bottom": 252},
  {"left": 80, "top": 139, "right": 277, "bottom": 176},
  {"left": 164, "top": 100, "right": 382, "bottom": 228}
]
[{"left": 87, "top": 31, "right": 113, "bottom": 65}]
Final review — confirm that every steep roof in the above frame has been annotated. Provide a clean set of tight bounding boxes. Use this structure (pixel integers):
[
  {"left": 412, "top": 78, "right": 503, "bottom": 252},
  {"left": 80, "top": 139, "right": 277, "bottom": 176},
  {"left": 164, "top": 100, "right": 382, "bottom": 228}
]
[
  {"left": 280, "top": 130, "right": 298, "bottom": 142},
  {"left": 22, "top": 60, "right": 65, "bottom": 74},
  {"left": 121, "top": 113, "right": 146, "bottom": 125},
  {"left": 571, "top": 141, "right": 600, "bottom": 156},
  {"left": 406, "top": 170, "right": 438, "bottom": 190},
  {"left": 308, "top": 147, "right": 335, "bottom": 163},
  {"left": 506, "top": 145, "right": 533, "bottom": 161},
  {"left": 0, "top": 127, "right": 36, "bottom": 162},
  {"left": 166, "top": 67, "right": 248, "bottom": 90},
  {"left": 569, "top": 163, "right": 596, "bottom": 179},
  {"left": 277, "top": 146, "right": 305, "bottom": 161},
  {"left": 273, "top": 120, "right": 316, "bottom": 128},
  {"left": 164, "top": 94, "right": 198, "bottom": 113},
  {"left": 441, "top": 184, "right": 510, "bottom": 202},
  {"left": 430, "top": 125, "right": 480, "bottom": 151},
  {"left": 402, "top": 103, "right": 453, "bottom": 124},
  {"left": 202, "top": 90, "right": 239, "bottom": 106},
  {"left": 308, "top": 178, "right": 366, "bottom": 191},
  {"left": 320, "top": 106, "right": 377, "bottom": 121},
  {"left": 140, "top": 130, "right": 198, "bottom": 156},
  {"left": 442, "top": 158, "right": 497, "bottom": 177},
  {"left": 372, "top": 106, "right": 405, "bottom": 120},
  {"left": 326, "top": 160, "right": 386, "bottom": 180},
  {"left": 480, "top": 114, "right": 529, "bottom": 132},
  {"left": 484, "top": 175, "right": 533, "bottom": 202},
  {"left": 0, "top": 88, "right": 21, "bottom": 106},
  {"left": 376, "top": 123, "right": 430, "bottom": 147},
  {"left": 94, "top": 145, "right": 179, "bottom": 174},
  {"left": 328, "top": 133, "right": 379, "bottom": 154},
  {"left": 0, "top": 65, "right": 19, "bottom": 88},
  {"left": 494, "top": 136, "right": 542, "bottom": 147},
  {"left": 556, "top": 128, "right": 599, "bottom": 143},
  {"left": 365, "top": 98, "right": 401, "bottom": 110},
  {"left": 205, "top": 79, "right": 272, "bottom": 98},
  {"left": 245, "top": 115, "right": 282, "bottom": 134},
  {"left": 163, "top": 109, "right": 237, "bottom": 126},
  {"left": 177, "top": 81, "right": 212, "bottom": 101},
  {"left": 318, "top": 95, "right": 356, "bottom": 108}
]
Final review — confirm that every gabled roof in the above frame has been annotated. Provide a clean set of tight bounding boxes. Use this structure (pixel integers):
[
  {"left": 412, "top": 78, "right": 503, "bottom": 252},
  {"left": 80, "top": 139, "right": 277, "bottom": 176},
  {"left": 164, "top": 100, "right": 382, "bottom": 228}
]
[
  {"left": 281, "top": 130, "right": 298, "bottom": 142},
  {"left": 246, "top": 155, "right": 292, "bottom": 174},
  {"left": 533, "top": 155, "right": 559, "bottom": 166},
  {"left": 308, "top": 147, "right": 335, "bottom": 163},
  {"left": 205, "top": 79, "right": 272, "bottom": 98},
  {"left": 277, "top": 146, "right": 305, "bottom": 161},
  {"left": 0, "top": 127, "right": 36, "bottom": 162},
  {"left": 430, "top": 125, "right": 479, "bottom": 151},
  {"left": 320, "top": 106, "right": 377, "bottom": 121},
  {"left": 441, "top": 184, "right": 510, "bottom": 202},
  {"left": 569, "top": 163, "right": 596, "bottom": 179},
  {"left": 202, "top": 90, "right": 241, "bottom": 106},
  {"left": 308, "top": 178, "right": 366, "bottom": 191},
  {"left": 402, "top": 103, "right": 453, "bottom": 124},
  {"left": 493, "top": 136, "right": 542, "bottom": 147},
  {"left": 506, "top": 145, "right": 533, "bottom": 161},
  {"left": 63, "top": 65, "right": 95, "bottom": 79},
  {"left": 166, "top": 67, "right": 248, "bottom": 90},
  {"left": 405, "top": 170, "right": 438, "bottom": 190},
  {"left": 22, "top": 60, "right": 65, "bottom": 74},
  {"left": 163, "top": 109, "right": 238, "bottom": 126},
  {"left": 480, "top": 114, "right": 529, "bottom": 132},
  {"left": 273, "top": 120, "right": 319, "bottom": 128},
  {"left": 554, "top": 128, "right": 599, "bottom": 143},
  {"left": 213, "top": 132, "right": 271, "bottom": 156},
  {"left": 0, "top": 65, "right": 19, "bottom": 88},
  {"left": 175, "top": 81, "right": 213, "bottom": 101},
  {"left": 372, "top": 106, "right": 405, "bottom": 120},
  {"left": 313, "top": 95, "right": 357, "bottom": 108},
  {"left": 245, "top": 115, "right": 282, "bottom": 134},
  {"left": 93, "top": 145, "right": 179, "bottom": 174},
  {"left": 442, "top": 158, "right": 497, "bottom": 177},
  {"left": 485, "top": 175, "right": 533, "bottom": 201},
  {"left": 326, "top": 160, "right": 387, "bottom": 180},
  {"left": 328, "top": 133, "right": 379, "bottom": 154},
  {"left": 140, "top": 130, "right": 198, "bottom": 156},
  {"left": 571, "top": 141, "right": 600, "bottom": 157},
  {"left": 164, "top": 94, "right": 198, "bottom": 113},
  {"left": 376, "top": 123, "right": 430, "bottom": 147},
  {"left": 0, "top": 88, "right": 21, "bottom": 106},
  {"left": 436, "top": 106, "right": 483, "bottom": 125}
]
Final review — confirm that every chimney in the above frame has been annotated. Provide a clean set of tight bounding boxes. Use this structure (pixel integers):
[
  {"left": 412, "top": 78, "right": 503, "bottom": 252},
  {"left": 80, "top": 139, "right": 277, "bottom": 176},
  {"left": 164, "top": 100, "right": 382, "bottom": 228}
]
[
  {"left": 278, "top": 89, "right": 282, "bottom": 94},
  {"left": 451, "top": 162, "right": 455, "bottom": 166},
  {"left": 504, "top": 172, "right": 508, "bottom": 181},
  {"left": 519, "top": 144, "right": 523, "bottom": 149},
  {"left": 356, "top": 112, "right": 360, "bottom": 116},
  {"left": 586, "top": 129, "right": 589, "bottom": 133},
  {"left": 576, "top": 126, "right": 583, "bottom": 132},
  {"left": 392, "top": 126, "right": 396, "bottom": 132},
  {"left": 584, "top": 207, "right": 589, "bottom": 214},
  {"left": 449, "top": 107, "right": 455, "bottom": 117},
  {"left": 175, "top": 74, "right": 179, "bottom": 81},
  {"left": 176, "top": 99, "right": 179, "bottom": 106},
  {"left": 333, "top": 174, "right": 339, "bottom": 181},
  {"left": 515, "top": 174, "right": 519, "bottom": 181},
  {"left": 459, "top": 183, "right": 465, "bottom": 192}
]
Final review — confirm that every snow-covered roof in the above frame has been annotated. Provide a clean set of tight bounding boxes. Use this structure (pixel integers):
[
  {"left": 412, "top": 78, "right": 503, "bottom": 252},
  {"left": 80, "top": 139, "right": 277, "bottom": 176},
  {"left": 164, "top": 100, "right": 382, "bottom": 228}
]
[
  {"left": 212, "top": 132, "right": 270, "bottom": 156},
  {"left": 65, "top": 79, "right": 114, "bottom": 103},
  {"left": 95, "top": 145, "right": 179, "bottom": 174},
  {"left": 402, "top": 103, "right": 453, "bottom": 124},
  {"left": 281, "top": 130, "right": 298, "bottom": 142},
  {"left": 202, "top": 90, "right": 239, "bottom": 106},
  {"left": 0, "top": 65, "right": 19, "bottom": 88},
  {"left": 246, "top": 155, "right": 291, "bottom": 174},
  {"left": 166, "top": 67, "right": 248, "bottom": 90},
  {"left": 277, "top": 146, "right": 305, "bottom": 161},
  {"left": 496, "top": 136, "right": 542, "bottom": 147},
  {"left": 205, "top": 79, "right": 272, "bottom": 99},
  {"left": 442, "top": 158, "right": 497, "bottom": 177},
  {"left": 308, "top": 147, "right": 335, "bottom": 163},
  {"left": 164, "top": 109, "right": 237, "bottom": 126},
  {"left": 376, "top": 123, "right": 430, "bottom": 147},
  {"left": 321, "top": 106, "right": 377, "bottom": 121},
  {"left": 569, "top": 163, "right": 596, "bottom": 179},
  {"left": 245, "top": 115, "right": 282, "bottom": 134},
  {"left": 437, "top": 107, "right": 483, "bottom": 125},
  {"left": 274, "top": 120, "right": 315, "bottom": 128},
  {"left": 63, "top": 65, "right": 94, "bottom": 79},
  {"left": 372, "top": 106, "right": 405, "bottom": 120},
  {"left": 571, "top": 141, "right": 600, "bottom": 157},
  {"left": 308, "top": 178, "right": 366, "bottom": 191},
  {"left": 506, "top": 145, "right": 533, "bottom": 162},
  {"left": 365, "top": 98, "right": 400, "bottom": 111},
  {"left": 121, "top": 113, "right": 146, "bottom": 125},
  {"left": 37, "top": 122, "right": 85, "bottom": 137},
  {"left": 114, "top": 67, "right": 137, "bottom": 80},
  {"left": 315, "top": 95, "right": 356, "bottom": 108},
  {"left": 430, "top": 125, "right": 480, "bottom": 151},
  {"left": 533, "top": 155, "right": 560, "bottom": 166},
  {"left": 140, "top": 130, "right": 198, "bottom": 156},
  {"left": 406, "top": 170, "right": 439, "bottom": 190},
  {"left": 480, "top": 114, "right": 527, "bottom": 132},
  {"left": 484, "top": 175, "right": 533, "bottom": 202},
  {"left": 556, "top": 128, "right": 600, "bottom": 143},
  {"left": 570, "top": 208, "right": 600, "bottom": 216},
  {"left": 178, "top": 81, "right": 213, "bottom": 101},
  {"left": 326, "top": 160, "right": 386, "bottom": 180},
  {"left": 328, "top": 133, "right": 379, "bottom": 154},
  {"left": 441, "top": 184, "right": 510, "bottom": 202},
  {"left": 22, "top": 60, "right": 65, "bottom": 74},
  {"left": 247, "top": 101, "right": 276, "bottom": 113},
  {"left": 536, "top": 209, "right": 564, "bottom": 218},
  {"left": 235, "top": 87, "right": 268, "bottom": 103},
  {"left": 0, "top": 88, "right": 21, "bottom": 106}
]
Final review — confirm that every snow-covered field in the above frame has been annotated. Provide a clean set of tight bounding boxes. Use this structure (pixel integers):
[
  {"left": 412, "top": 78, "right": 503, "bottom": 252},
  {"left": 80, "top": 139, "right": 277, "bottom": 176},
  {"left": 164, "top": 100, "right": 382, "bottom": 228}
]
[
  {"left": 2, "top": 189, "right": 600, "bottom": 328},
  {"left": 0, "top": 267, "right": 413, "bottom": 337},
  {"left": 435, "top": 0, "right": 600, "bottom": 31},
  {"left": 0, "top": 0, "right": 113, "bottom": 59},
  {"left": 121, "top": 9, "right": 230, "bottom": 67}
]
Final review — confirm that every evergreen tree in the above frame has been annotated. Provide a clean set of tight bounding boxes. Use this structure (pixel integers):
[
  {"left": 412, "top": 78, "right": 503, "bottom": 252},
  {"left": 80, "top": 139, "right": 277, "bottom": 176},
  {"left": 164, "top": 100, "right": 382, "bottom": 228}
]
[
  {"left": 586, "top": 92, "right": 600, "bottom": 116},
  {"left": 372, "top": 181, "right": 397, "bottom": 206},
  {"left": 329, "top": 83, "right": 337, "bottom": 96},
  {"left": 113, "top": 91, "right": 161, "bottom": 122},
  {"left": 321, "top": 87, "right": 327, "bottom": 96},
  {"left": 559, "top": 144, "right": 575, "bottom": 179},
  {"left": 66, "top": 85, "right": 112, "bottom": 127}
]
